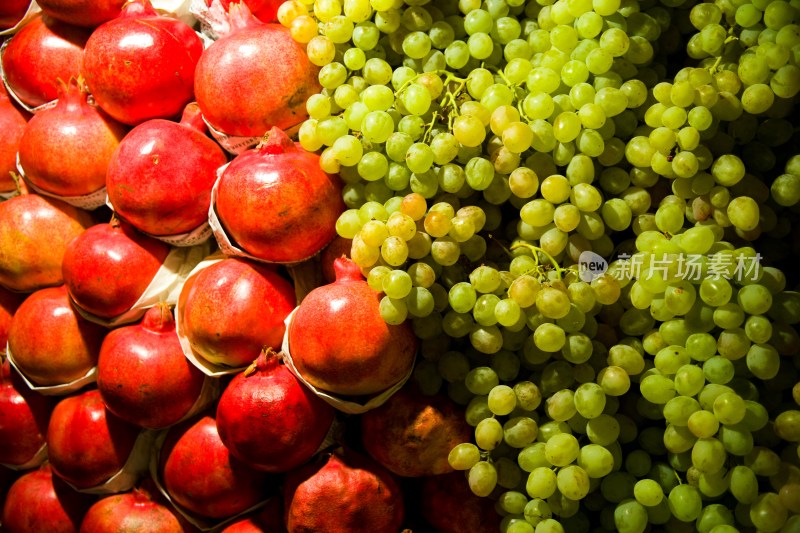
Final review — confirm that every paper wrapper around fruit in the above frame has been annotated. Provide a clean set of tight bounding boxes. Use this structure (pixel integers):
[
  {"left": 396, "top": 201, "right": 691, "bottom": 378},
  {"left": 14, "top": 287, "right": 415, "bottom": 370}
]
[
  {"left": 5, "top": 342, "right": 97, "bottom": 396},
  {"left": 280, "top": 307, "right": 416, "bottom": 415},
  {"left": 71, "top": 241, "right": 211, "bottom": 328},
  {"left": 0, "top": 1, "right": 40, "bottom": 37},
  {"left": 105, "top": 195, "right": 214, "bottom": 248},
  {"left": 1, "top": 443, "right": 47, "bottom": 471},
  {"left": 189, "top": 0, "right": 228, "bottom": 42},
  {"left": 200, "top": 115, "right": 304, "bottom": 156},
  {"left": 14, "top": 153, "right": 108, "bottom": 210},
  {"left": 149, "top": 429, "right": 273, "bottom": 532}
]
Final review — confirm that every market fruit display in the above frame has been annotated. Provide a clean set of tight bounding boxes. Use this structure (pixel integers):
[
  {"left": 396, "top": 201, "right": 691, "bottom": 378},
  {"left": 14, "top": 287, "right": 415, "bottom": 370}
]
[{"left": 1, "top": 0, "right": 800, "bottom": 531}]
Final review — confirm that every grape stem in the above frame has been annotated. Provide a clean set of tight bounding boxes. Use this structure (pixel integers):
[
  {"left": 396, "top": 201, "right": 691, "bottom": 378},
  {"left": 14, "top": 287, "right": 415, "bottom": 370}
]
[{"left": 509, "top": 241, "right": 568, "bottom": 279}]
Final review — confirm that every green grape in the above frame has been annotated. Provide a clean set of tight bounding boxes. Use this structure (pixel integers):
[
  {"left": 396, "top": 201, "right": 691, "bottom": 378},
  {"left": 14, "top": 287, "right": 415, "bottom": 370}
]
[
  {"left": 448, "top": 442, "right": 481, "bottom": 470},
  {"left": 475, "top": 417, "right": 504, "bottom": 450},
  {"left": 469, "top": 461, "right": 498, "bottom": 497}
]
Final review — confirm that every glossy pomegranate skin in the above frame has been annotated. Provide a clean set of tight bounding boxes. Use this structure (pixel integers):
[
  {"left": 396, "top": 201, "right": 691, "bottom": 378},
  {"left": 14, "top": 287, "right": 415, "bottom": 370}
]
[
  {"left": 216, "top": 127, "right": 344, "bottom": 263},
  {"left": 0, "top": 286, "right": 24, "bottom": 350},
  {"left": 82, "top": 0, "right": 203, "bottom": 125},
  {"left": 180, "top": 258, "right": 296, "bottom": 368},
  {"left": 62, "top": 220, "right": 170, "bottom": 318},
  {"left": 283, "top": 449, "right": 405, "bottom": 533},
  {"left": 219, "top": 497, "right": 286, "bottom": 533},
  {"left": 288, "top": 257, "right": 418, "bottom": 396},
  {"left": 1, "top": 14, "right": 90, "bottom": 108},
  {"left": 7, "top": 286, "right": 106, "bottom": 387},
  {"left": 1, "top": 464, "right": 94, "bottom": 533},
  {"left": 47, "top": 389, "right": 140, "bottom": 489},
  {"left": 36, "top": 0, "right": 125, "bottom": 27},
  {"left": 18, "top": 78, "right": 128, "bottom": 197},
  {"left": 205, "top": 0, "right": 282, "bottom": 22},
  {"left": 0, "top": 359, "right": 54, "bottom": 466},
  {"left": 0, "top": 87, "right": 30, "bottom": 192},
  {"left": 0, "top": 194, "right": 93, "bottom": 292},
  {"left": 194, "top": 8, "right": 320, "bottom": 136},
  {"left": 216, "top": 350, "right": 335, "bottom": 473},
  {"left": 0, "top": 0, "right": 30, "bottom": 29},
  {"left": 97, "top": 304, "right": 206, "bottom": 429},
  {"left": 421, "top": 472, "right": 502, "bottom": 533},
  {"left": 106, "top": 103, "right": 228, "bottom": 236},
  {"left": 159, "top": 414, "right": 271, "bottom": 519}
]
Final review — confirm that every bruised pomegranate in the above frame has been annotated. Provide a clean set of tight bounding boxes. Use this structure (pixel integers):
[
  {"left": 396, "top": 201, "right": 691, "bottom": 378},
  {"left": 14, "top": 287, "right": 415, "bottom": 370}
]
[
  {"left": 0, "top": 0, "right": 29, "bottom": 29},
  {"left": 36, "top": 0, "right": 125, "bottom": 27},
  {"left": 47, "top": 389, "right": 140, "bottom": 489},
  {"left": 62, "top": 219, "right": 170, "bottom": 318},
  {"left": 97, "top": 304, "right": 206, "bottom": 429},
  {"left": 0, "top": 193, "right": 93, "bottom": 292},
  {"left": 194, "top": 4, "right": 320, "bottom": 136},
  {"left": 361, "top": 383, "right": 472, "bottom": 477},
  {"left": 284, "top": 448, "right": 404, "bottom": 533},
  {"left": 0, "top": 86, "right": 30, "bottom": 192},
  {"left": 179, "top": 258, "right": 296, "bottom": 368},
  {"left": 1, "top": 463, "right": 94, "bottom": 533},
  {"left": 421, "top": 472, "right": 501, "bottom": 533},
  {"left": 0, "top": 286, "right": 24, "bottom": 351},
  {"left": 219, "top": 497, "right": 286, "bottom": 533},
  {"left": 7, "top": 286, "right": 105, "bottom": 386},
  {"left": 320, "top": 236, "right": 352, "bottom": 284},
  {"left": 79, "top": 479, "right": 195, "bottom": 532},
  {"left": 18, "top": 78, "right": 128, "bottom": 197},
  {"left": 1, "top": 14, "right": 90, "bottom": 108},
  {"left": 0, "top": 359, "right": 54, "bottom": 466},
  {"left": 216, "top": 349, "right": 335, "bottom": 472},
  {"left": 82, "top": 0, "right": 203, "bottom": 125},
  {"left": 159, "top": 414, "right": 270, "bottom": 519},
  {"left": 288, "top": 257, "right": 417, "bottom": 396},
  {"left": 216, "top": 127, "right": 344, "bottom": 263},
  {"left": 106, "top": 103, "right": 228, "bottom": 236}
]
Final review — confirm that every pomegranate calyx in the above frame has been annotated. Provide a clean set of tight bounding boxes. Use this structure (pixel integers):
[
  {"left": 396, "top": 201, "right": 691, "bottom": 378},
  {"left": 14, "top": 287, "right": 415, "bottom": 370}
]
[
  {"left": 248, "top": 347, "right": 282, "bottom": 375},
  {"left": 179, "top": 102, "right": 208, "bottom": 134},
  {"left": 227, "top": 1, "right": 262, "bottom": 33},
  {"left": 141, "top": 303, "right": 174, "bottom": 333},
  {"left": 120, "top": 0, "right": 159, "bottom": 18},
  {"left": 257, "top": 126, "right": 295, "bottom": 155},
  {"left": 332, "top": 257, "right": 364, "bottom": 283}
]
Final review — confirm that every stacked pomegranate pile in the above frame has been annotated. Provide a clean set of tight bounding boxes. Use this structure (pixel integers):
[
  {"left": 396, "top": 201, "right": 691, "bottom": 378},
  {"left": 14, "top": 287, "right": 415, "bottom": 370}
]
[{"left": 0, "top": 1, "right": 484, "bottom": 531}]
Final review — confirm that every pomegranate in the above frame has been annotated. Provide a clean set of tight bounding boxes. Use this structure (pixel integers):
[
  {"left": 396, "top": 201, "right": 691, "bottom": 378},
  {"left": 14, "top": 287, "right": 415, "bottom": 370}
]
[
  {"left": 1, "top": 14, "right": 90, "bottom": 108},
  {"left": 0, "top": 0, "right": 29, "bottom": 29},
  {"left": 361, "top": 383, "right": 472, "bottom": 477},
  {"left": 0, "top": 359, "right": 54, "bottom": 466},
  {"left": 194, "top": 4, "right": 320, "bottom": 136},
  {"left": 219, "top": 497, "right": 286, "bottom": 533},
  {"left": 106, "top": 102, "right": 228, "bottom": 236},
  {"left": 79, "top": 479, "right": 196, "bottom": 532},
  {"left": 0, "top": 85, "right": 30, "bottom": 193},
  {"left": 206, "top": 0, "right": 282, "bottom": 23},
  {"left": 0, "top": 193, "right": 93, "bottom": 292},
  {"left": 18, "top": 78, "right": 128, "bottom": 198},
  {"left": 421, "top": 472, "right": 502, "bottom": 533},
  {"left": 288, "top": 257, "right": 417, "bottom": 396},
  {"left": 36, "top": 0, "right": 125, "bottom": 27},
  {"left": 320, "top": 236, "right": 352, "bottom": 284},
  {"left": 215, "top": 127, "right": 344, "bottom": 263},
  {"left": 47, "top": 389, "right": 140, "bottom": 489},
  {"left": 179, "top": 258, "right": 296, "bottom": 368},
  {"left": 159, "top": 414, "right": 271, "bottom": 519},
  {"left": 97, "top": 304, "right": 206, "bottom": 429},
  {"left": 0, "top": 286, "right": 24, "bottom": 351},
  {"left": 62, "top": 219, "right": 170, "bottom": 318},
  {"left": 216, "top": 349, "right": 335, "bottom": 473},
  {"left": 283, "top": 448, "right": 404, "bottom": 533},
  {"left": 7, "top": 286, "right": 105, "bottom": 387},
  {"left": 82, "top": 0, "right": 203, "bottom": 125},
  {"left": 1, "top": 463, "right": 94, "bottom": 533}
]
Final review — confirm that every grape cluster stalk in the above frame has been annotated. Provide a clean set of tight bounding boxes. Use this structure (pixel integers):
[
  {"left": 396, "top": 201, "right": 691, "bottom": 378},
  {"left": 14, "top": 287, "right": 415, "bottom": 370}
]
[{"left": 277, "top": 0, "right": 800, "bottom": 530}]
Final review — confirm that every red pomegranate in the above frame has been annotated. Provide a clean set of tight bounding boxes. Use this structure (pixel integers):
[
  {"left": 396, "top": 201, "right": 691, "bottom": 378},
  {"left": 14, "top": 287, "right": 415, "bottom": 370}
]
[
  {"left": 159, "top": 414, "right": 271, "bottom": 519},
  {"left": 0, "top": 359, "right": 54, "bottom": 466},
  {"left": 216, "top": 349, "right": 335, "bottom": 473},
  {"left": 361, "top": 383, "right": 472, "bottom": 477},
  {"left": 1, "top": 14, "right": 90, "bottom": 108},
  {"left": 0, "top": 286, "right": 24, "bottom": 351},
  {"left": 219, "top": 497, "right": 286, "bottom": 533},
  {"left": 179, "top": 258, "right": 296, "bottom": 368},
  {"left": 18, "top": 78, "right": 128, "bottom": 198},
  {"left": 288, "top": 257, "right": 417, "bottom": 396},
  {"left": 97, "top": 304, "right": 206, "bottom": 429},
  {"left": 0, "top": 86, "right": 30, "bottom": 192},
  {"left": 319, "top": 236, "right": 352, "bottom": 284},
  {"left": 0, "top": 0, "right": 29, "bottom": 29},
  {"left": 206, "top": 0, "right": 282, "bottom": 23},
  {"left": 82, "top": 0, "right": 203, "bottom": 125},
  {"left": 62, "top": 219, "right": 170, "bottom": 318},
  {"left": 421, "top": 472, "right": 502, "bottom": 533},
  {"left": 106, "top": 102, "right": 228, "bottom": 236},
  {"left": 1, "top": 463, "right": 94, "bottom": 533},
  {"left": 47, "top": 389, "right": 140, "bottom": 489},
  {"left": 7, "top": 286, "right": 105, "bottom": 387},
  {"left": 36, "top": 0, "right": 125, "bottom": 27},
  {"left": 79, "top": 479, "right": 196, "bottom": 532},
  {"left": 194, "top": 3, "right": 320, "bottom": 136},
  {"left": 215, "top": 127, "right": 344, "bottom": 263},
  {"left": 283, "top": 448, "right": 405, "bottom": 533},
  {"left": 0, "top": 193, "right": 93, "bottom": 292}
]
